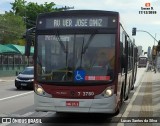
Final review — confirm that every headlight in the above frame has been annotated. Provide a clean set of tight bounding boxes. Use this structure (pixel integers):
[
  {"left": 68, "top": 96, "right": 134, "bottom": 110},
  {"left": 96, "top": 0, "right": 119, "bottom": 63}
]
[
  {"left": 35, "top": 84, "right": 52, "bottom": 97},
  {"left": 104, "top": 89, "right": 113, "bottom": 97},
  {"left": 94, "top": 86, "right": 114, "bottom": 99},
  {"left": 29, "top": 79, "right": 34, "bottom": 81},
  {"left": 36, "top": 87, "right": 44, "bottom": 95},
  {"left": 15, "top": 78, "right": 20, "bottom": 81}
]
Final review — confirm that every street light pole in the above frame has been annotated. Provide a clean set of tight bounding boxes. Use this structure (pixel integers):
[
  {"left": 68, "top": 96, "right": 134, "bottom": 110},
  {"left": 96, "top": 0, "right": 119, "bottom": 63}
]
[
  {"left": 136, "top": 30, "right": 159, "bottom": 43},
  {"left": 132, "top": 27, "right": 160, "bottom": 71},
  {"left": 154, "top": 33, "right": 156, "bottom": 46}
]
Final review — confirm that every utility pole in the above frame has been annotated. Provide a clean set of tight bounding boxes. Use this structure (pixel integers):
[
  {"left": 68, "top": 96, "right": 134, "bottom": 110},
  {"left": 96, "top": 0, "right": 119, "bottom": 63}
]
[{"left": 154, "top": 33, "right": 156, "bottom": 46}]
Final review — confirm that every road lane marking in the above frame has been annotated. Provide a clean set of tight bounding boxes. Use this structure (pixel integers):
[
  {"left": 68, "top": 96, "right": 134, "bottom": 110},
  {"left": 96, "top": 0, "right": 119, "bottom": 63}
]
[
  {"left": 0, "top": 114, "right": 8, "bottom": 116},
  {"left": 0, "top": 80, "right": 14, "bottom": 82},
  {"left": 0, "top": 91, "right": 33, "bottom": 101},
  {"left": 22, "top": 112, "right": 35, "bottom": 117}
]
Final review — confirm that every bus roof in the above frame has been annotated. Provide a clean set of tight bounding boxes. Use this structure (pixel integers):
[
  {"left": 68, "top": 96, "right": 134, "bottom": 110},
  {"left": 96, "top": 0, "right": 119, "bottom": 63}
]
[{"left": 37, "top": 10, "right": 119, "bottom": 18}]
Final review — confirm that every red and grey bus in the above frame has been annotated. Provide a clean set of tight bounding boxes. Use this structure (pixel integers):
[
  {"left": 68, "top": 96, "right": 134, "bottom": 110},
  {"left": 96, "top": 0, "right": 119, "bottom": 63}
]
[
  {"left": 25, "top": 10, "right": 137, "bottom": 114},
  {"left": 138, "top": 55, "right": 147, "bottom": 68}
]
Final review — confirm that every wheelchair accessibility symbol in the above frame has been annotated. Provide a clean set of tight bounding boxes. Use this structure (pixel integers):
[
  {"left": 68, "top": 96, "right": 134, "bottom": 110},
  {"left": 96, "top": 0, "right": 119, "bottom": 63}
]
[{"left": 74, "top": 70, "right": 85, "bottom": 82}]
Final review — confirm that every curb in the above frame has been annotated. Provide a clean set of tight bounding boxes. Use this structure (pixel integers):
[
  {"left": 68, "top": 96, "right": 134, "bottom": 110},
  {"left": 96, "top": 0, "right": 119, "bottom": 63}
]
[
  {"left": 0, "top": 76, "right": 16, "bottom": 82},
  {"left": 0, "top": 80, "right": 14, "bottom": 82}
]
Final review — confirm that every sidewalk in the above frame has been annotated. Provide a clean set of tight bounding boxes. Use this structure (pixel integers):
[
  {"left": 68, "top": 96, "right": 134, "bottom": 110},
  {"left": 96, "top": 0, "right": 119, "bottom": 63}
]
[
  {"left": 123, "top": 71, "right": 160, "bottom": 126},
  {"left": 0, "top": 76, "right": 16, "bottom": 82}
]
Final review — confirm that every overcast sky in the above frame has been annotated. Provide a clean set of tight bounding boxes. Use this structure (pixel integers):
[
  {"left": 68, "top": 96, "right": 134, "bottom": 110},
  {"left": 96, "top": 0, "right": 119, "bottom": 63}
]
[{"left": 0, "top": 0, "right": 160, "bottom": 52}]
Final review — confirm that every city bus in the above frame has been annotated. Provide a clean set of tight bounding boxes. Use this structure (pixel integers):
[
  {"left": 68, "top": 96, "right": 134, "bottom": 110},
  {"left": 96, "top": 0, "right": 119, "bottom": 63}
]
[
  {"left": 138, "top": 55, "right": 147, "bottom": 68},
  {"left": 25, "top": 10, "right": 137, "bottom": 114}
]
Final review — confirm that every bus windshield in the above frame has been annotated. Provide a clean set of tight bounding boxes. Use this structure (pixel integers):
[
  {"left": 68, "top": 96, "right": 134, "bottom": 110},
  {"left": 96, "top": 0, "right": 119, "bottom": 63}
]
[{"left": 36, "top": 34, "right": 115, "bottom": 84}]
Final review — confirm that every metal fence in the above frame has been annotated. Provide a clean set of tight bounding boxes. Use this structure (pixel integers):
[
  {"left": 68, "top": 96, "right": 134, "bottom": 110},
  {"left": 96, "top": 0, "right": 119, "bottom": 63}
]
[{"left": 0, "top": 54, "right": 33, "bottom": 77}]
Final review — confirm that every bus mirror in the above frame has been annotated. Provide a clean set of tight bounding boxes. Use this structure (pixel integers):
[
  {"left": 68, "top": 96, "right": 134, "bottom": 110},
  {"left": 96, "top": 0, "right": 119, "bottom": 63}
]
[
  {"left": 24, "top": 27, "right": 35, "bottom": 56},
  {"left": 24, "top": 34, "right": 32, "bottom": 56},
  {"left": 25, "top": 43, "right": 31, "bottom": 56}
]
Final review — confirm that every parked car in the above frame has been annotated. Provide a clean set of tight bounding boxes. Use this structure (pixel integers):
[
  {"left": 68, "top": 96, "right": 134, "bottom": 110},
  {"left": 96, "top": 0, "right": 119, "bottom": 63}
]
[{"left": 15, "top": 66, "right": 34, "bottom": 89}]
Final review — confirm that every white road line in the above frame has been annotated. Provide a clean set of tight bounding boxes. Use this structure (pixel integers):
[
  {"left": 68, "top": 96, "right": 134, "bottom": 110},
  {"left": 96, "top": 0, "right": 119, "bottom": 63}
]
[
  {"left": 0, "top": 114, "right": 8, "bottom": 117},
  {"left": 22, "top": 112, "right": 35, "bottom": 117},
  {"left": 0, "top": 80, "right": 14, "bottom": 82},
  {"left": 0, "top": 91, "right": 33, "bottom": 101},
  {"left": 0, "top": 124, "right": 9, "bottom": 126}
]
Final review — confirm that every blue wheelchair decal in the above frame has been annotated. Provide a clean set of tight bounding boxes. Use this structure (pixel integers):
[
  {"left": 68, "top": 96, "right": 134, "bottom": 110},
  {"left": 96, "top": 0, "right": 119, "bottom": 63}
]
[{"left": 74, "top": 70, "right": 85, "bottom": 82}]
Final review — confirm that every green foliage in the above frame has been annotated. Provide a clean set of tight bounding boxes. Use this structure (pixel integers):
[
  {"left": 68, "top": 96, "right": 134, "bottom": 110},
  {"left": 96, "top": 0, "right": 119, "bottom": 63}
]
[
  {"left": 10, "top": 0, "right": 27, "bottom": 16},
  {"left": 0, "top": 0, "right": 63, "bottom": 44},
  {"left": 17, "top": 39, "right": 25, "bottom": 45},
  {"left": 10, "top": 0, "right": 62, "bottom": 29},
  {"left": 0, "top": 12, "right": 26, "bottom": 44}
]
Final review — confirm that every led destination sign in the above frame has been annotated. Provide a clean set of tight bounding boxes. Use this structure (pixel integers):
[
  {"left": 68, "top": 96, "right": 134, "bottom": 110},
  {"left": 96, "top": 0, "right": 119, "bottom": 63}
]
[{"left": 44, "top": 17, "right": 112, "bottom": 29}]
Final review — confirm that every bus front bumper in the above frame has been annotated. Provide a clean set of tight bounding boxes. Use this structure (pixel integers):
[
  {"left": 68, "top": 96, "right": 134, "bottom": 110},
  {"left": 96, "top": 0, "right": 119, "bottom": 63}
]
[{"left": 34, "top": 93, "right": 117, "bottom": 114}]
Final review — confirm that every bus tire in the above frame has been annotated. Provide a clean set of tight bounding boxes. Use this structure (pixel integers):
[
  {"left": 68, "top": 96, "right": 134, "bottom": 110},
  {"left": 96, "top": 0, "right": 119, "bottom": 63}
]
[
  {"left": 125, "top": 79, "right": 131, "bottom": 101},
  {"left": 114, "top": 109, "right": 120, "bottom": 116},
  {"left": 119, "top": 85, "right": 124, "bottom": 108},
  {"left": 114, "top": 85, "right": 124, "bottom": 116}
]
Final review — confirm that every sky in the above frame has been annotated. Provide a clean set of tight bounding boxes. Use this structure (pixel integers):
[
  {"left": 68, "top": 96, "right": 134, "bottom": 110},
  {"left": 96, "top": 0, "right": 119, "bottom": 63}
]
[{"left": 0, "top": 0, "right": 160, "bottom": 52}]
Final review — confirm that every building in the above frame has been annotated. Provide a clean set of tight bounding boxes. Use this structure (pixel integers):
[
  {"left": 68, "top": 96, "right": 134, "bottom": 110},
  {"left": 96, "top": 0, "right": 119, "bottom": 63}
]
[{"left": 147, "top": 46, "right": 151, "bottom": 59}]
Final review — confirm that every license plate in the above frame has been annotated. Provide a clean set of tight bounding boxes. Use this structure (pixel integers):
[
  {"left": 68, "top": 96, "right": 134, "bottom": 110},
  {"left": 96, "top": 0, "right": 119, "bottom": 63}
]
[
  {"left": 21, "top": 83, "right": 27, "bottom": 86},
  {"left": 66, "top": 101, "right": 79, "bottom": 107}
]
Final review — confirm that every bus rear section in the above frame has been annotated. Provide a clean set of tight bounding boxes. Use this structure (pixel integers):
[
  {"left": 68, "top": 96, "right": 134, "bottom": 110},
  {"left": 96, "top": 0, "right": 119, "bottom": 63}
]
[
  {"left": 27, "top": 10, "right": 135, "bottom": 114},
  {"left": 138, "top": 56, "right": 147, "bottom": 68}
]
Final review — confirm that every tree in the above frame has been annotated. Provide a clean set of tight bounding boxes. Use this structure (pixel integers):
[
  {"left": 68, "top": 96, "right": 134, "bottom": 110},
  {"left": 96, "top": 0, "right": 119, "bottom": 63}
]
[
  {"left": 10, "top": 0, "right": 62, "bottom": 29},
  {"left": 0, "top": 0, "right": 63, "bottom": 44},
  {"left": 10, "top": 0, "right": 26, "bottom": 16},
  {"left": 0, "top": 12, "right": 26, "bottom": 44}
]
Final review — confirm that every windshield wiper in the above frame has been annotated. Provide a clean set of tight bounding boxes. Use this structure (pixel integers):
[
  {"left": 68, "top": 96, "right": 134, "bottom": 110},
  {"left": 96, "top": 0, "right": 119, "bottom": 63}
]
[
  {"left": 55, "top": 32, "right": 70, "bottom": 74},
  {"left": 82, "top": 34, "right": 95, "bottom": 54},
  {"left": 80, "top": 37, "right": 85, "bottom": 68},
  {"left": 55, "top": 32, "right": 66, "bottom": 53},
  {"left": 76, "top": 34, "right": 95, "bottom": 68}
]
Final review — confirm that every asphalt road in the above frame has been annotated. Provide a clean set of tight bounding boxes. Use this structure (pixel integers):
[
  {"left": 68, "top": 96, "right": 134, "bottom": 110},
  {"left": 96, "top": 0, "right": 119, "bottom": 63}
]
[{"left": 0, "top": 68, "right": 146, "bottom": 126}]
